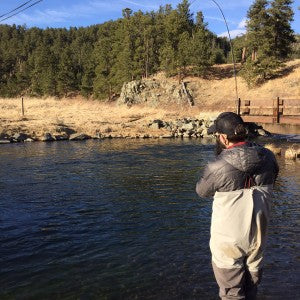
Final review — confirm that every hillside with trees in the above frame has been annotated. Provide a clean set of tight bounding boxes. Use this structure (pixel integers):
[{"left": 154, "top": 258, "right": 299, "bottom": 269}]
[
  {"left": 0, "top": 0, "right": 298, "bottom": 99},
  {"left": 0, "top": 0, "right": 230, "bottom": 99}
]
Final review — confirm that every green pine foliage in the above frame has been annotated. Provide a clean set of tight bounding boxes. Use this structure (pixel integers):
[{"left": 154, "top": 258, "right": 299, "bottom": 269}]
[
  {"left": 240, "top": 0, "right": 295, "bottom": 87},
  {"left": 291, "top": 34, "right": 300, "bottom": 59},
  {"left": 0, "top": 1, "right": 231, "bottom": 99}
]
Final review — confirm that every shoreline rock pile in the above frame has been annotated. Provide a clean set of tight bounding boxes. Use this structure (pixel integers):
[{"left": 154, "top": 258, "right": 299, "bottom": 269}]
[
  {"left": 148, "top": 118, "right": 210, "bottom": 138},
  {"left": 0, "top": 117, "right": 270, "bottom": 144}
]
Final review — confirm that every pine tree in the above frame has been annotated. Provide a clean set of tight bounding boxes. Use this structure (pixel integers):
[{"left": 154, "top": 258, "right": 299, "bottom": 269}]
[
  {"left": 57, "top": 47, "right": 78, "bottom": 96},
  {"left": 177, "top": 32, "right": 192, "bottom": 78},
  {"left": 246, "top": 0, "right": 270, "bottom": 61},
  {"left": 177, "top": 0, "right": 194, "bottom": 35},
  {"left": 268, "top": 0, "right": 295, "bottom": 59},
  {"left": 159, "top": 0, "right": 194, "bottom": 77},
  {"left": 93, "top": 21, "right": 119, "bottom": 100},
  {"left": 191, "top": 11, "right": 213, "bottom": 76}
]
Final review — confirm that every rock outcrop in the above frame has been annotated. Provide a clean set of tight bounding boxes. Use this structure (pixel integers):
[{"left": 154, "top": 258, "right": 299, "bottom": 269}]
[{"left": 118, "top": 79, "right": 195, "bottom": 106}]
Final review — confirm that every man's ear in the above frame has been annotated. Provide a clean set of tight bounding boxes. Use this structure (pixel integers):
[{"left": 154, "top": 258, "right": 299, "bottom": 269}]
[{"left": 219, "top": 134, "right": 229, "bottom": 146}]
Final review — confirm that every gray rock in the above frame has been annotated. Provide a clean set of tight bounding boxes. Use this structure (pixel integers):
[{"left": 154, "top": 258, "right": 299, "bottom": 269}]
[
  {"left": 159, "top": 134, "right": 174, "bottom": 138},
  {"left": 149, "top": 119, "right": 164, "bottom": 129},
  {"left": 24, "top": 138, "right": 34, "bottom": 142},
  {"left": 181, "top": 123, "right": 194, "bottom": 131},
  {"left": 196, "top": 128, "right": 203, "bottom": 134},
  {"left": 187, "top": 129, "right": 195, "bottom": 135},
  {"left": 42, "top": 133, "right": 55, "bottom": 142},
  {"left": 175, "top": 120, "right": 183, "bottom": 127},
  {"left": 0, "top": 139, "right": 10, "bottom": 144},
  {"left": 12, "top": 133, "right": 28, "bottom": 142},
  {"left": 118, "top": 78, "right": 193, "bottom": 106},
  {"left": 183, "top": 132, "right": 191, "bottom": 138},
  {"left": 119, "top": 80, "right": 159, "bottom": 105},
  {"left": 195, "top": 119, "right": 203, "bottom": 127},
  {"left": 69, "top": 133, "right": 91, "bottom": 141},
  {"left": 201, "top": 128, "right": 209, "bottom": 137},
  {"left": 56, "top": 126, "right": 75, "bottom": 135},
  {"left": 54, "top": 133, "right": 69, "bottom": 141},
  {"left": 0, "top": 132, "right": 9, "bottom": 139}
]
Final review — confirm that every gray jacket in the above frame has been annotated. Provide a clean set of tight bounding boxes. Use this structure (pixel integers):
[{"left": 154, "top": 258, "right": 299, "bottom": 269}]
[
  {"left": 196, "top": 142, "right": 279, "bottom": 197},
  {"left": 196, "top": 142, "right": 279, "bottom": 271}
]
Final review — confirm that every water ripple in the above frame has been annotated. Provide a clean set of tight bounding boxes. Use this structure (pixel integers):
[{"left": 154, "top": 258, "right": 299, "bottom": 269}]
[{"left": 0, "top": 139, "right": 299, "bottom": 299}]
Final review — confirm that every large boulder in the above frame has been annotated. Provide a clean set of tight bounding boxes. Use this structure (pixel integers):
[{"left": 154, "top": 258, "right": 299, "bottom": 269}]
[
  {"left": 41, "top": 133, "right": 55, "bottom": 142},
  {"left": 69, "top": 133, "right": 91, "bottom": 141},
  {"left": 12, "top": 133, "right": 28, "bottom": 142},
  {"left": 149, "top": 119, "right": 164, "bottom": 129},
  {"left": 118, "top": 79, "right": 194, "bottom": 106},
  {"left": 54, "top": 133, "right": 69, "bottom": 141}
]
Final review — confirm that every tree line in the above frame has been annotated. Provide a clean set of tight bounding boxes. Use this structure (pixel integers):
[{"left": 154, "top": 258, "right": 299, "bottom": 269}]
[
  {"left": 0, "top": 0, "right": 230, "bottom": 99},
  {"left": 0, "top": 0, "right": 298, "bottom": 98}
]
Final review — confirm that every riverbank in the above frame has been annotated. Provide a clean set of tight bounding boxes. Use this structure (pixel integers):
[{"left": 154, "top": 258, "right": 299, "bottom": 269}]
[
  {"left": 0, "top": 98, "right": 209, "bottom": 142},
  {"left": 1, "top": 60, "right": 299, "bottom": 143},
  {"left": 0, "top": 96, "right": 275, "bottom": 143}
]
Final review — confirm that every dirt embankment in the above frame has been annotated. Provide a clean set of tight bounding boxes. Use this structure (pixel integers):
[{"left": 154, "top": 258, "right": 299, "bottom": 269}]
[{"left": 0, "top": 60, "right": 299, "bottom": 142}]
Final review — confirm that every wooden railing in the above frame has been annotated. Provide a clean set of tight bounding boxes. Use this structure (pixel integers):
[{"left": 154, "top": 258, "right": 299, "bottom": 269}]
[{"left": 235, "top": 97, "right": 300, "bottom": 125}]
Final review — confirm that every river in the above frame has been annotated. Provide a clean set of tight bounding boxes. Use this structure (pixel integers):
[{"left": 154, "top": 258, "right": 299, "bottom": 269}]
[{"left": 0, "top": 139, "right": 299, "bottom": 299}]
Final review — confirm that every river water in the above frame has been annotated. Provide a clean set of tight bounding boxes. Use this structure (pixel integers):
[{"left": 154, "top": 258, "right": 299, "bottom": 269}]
[{"left": 0, "top": 139, "right": 299, "bottom": 299}]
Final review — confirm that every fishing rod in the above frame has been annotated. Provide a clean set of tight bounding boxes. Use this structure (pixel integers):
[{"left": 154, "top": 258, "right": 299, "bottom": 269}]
[{"left": 194, "top": 0, "right": 240, "bottom": 112}]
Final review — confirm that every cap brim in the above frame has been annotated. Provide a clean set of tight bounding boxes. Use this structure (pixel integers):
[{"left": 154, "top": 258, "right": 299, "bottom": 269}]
[{"left": 207, "top": 124, "right": 217, "bottom": 135}]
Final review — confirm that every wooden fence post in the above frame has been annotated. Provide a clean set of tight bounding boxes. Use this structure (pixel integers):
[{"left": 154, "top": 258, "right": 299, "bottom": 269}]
[
  {"left": 273, "top": 97, "right": 280, "bottom": 124},
  {"left": 237, "top": 98, "right": 241, "bottom": 115},
  {"left": 21, "top": 97, "right": 24, "bottom": 117}
]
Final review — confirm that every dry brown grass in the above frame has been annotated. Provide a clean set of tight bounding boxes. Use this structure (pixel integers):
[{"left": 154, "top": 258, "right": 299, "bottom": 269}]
[
  {"left": 0, "top": 97, "right": 212, "bottom": 138},
  {"left": 1, "top": 59, "right": 299, "bottom": 138},
  {"left": 264, "top": 144, "right": 282, "bottom": 156},
  {"left": 284, "top": 145, "right": 300, "bottom": 160},
  {"left": 179, "top": 59, "right": 300, "bottom": 108}
]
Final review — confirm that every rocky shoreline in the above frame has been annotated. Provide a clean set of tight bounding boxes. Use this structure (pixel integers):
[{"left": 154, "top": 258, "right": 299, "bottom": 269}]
[{"left": 0, "top": 117, "right": 270, "bottom": 144}]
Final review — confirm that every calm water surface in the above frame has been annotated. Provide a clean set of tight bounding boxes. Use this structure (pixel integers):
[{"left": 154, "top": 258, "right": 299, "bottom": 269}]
[{"left": 0, "top": 139, "right": 299, "bottom": 299}]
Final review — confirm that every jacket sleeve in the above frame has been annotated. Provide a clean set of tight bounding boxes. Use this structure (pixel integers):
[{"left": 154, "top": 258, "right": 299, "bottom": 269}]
[{"left": 196, "top": 164, "right": 216, "bottom": 198}]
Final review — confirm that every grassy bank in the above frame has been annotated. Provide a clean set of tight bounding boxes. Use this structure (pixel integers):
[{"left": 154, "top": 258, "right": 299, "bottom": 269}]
[
  {"left": 0, "top": 97, "right": 214, "bottom": 139},
  {"left": 0, "top": 60, "right": 299, "bottom": 140}
]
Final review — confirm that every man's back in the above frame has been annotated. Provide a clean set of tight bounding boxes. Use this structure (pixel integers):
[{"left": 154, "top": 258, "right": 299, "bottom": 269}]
[
  {"left": 196, "top": 141, "right": 279, "bottom": 299},
  {"left": 196, "top": 142, "right": 278, "bottom": 197}
]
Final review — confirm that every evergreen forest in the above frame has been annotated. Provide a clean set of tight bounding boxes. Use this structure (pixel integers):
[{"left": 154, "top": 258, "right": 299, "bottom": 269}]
[{"left": 0, "top": 0, "right": 298, "bottom": 98}]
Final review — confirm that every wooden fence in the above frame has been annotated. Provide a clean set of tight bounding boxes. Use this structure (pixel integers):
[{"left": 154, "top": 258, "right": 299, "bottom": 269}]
[{"left": 235, "top": 97, "right": 300, "bottom": 125}]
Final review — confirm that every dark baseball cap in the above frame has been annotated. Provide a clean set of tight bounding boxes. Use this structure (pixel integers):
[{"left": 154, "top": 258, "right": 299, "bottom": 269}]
[{"left": 207, "top": 112, "right": 245, "bottom": 136}]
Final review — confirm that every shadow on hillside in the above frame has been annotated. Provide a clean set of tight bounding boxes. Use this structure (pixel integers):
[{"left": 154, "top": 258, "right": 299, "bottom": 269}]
[
  {"left": 201, "top": 61, "right": 299, "bottom": 84},
  {"left": 269, "top": 62, "right": 300, "bottom": 80},
  {"left": 204, "top": 64, "right": 243, "bottom": 80}
]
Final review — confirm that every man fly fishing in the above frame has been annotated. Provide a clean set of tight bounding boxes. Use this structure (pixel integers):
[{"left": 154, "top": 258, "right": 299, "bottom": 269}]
[{"left": 196, "top": 112, "right": 279, "bottom": 299}]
